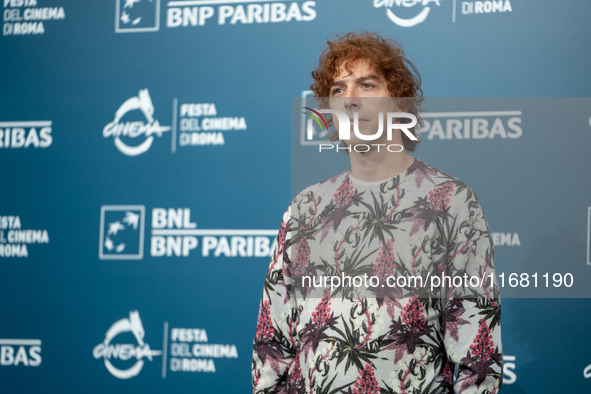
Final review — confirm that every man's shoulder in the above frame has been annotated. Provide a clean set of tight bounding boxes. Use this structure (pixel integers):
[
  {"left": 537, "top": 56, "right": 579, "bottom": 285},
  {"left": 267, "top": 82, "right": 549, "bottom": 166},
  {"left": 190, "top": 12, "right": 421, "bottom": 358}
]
[
  {"left": 407, "top": 159, "right": 460, "bottom": 187},
  {"left": 410, "top": 158, "right": 467, "bottom": 187},
  {"left": 408, "top": 159, "right": 480, "bottom": 211}
]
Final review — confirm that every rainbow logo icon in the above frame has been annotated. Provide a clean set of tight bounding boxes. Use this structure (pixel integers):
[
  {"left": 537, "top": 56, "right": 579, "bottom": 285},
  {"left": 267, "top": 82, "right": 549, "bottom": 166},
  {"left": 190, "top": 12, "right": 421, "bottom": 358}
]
[{"left": 303, "top": 107, "right": 328, "bottom": 139}]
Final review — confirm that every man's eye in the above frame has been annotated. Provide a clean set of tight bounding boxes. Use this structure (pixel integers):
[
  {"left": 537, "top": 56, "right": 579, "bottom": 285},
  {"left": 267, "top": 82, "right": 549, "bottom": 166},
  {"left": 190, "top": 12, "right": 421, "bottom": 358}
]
[
  {"left": 331, "top": 88, "right": 343, "bottom": 95},
  {"left": 362, "top": 83, "right": 374, "bottom": 89}
]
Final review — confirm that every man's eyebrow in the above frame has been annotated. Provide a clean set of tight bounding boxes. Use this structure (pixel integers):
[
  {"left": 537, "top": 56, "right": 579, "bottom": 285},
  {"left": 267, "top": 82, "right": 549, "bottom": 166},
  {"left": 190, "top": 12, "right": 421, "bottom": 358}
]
[{"left": 331, "top": 75, "right": 382, "bottom": 87}]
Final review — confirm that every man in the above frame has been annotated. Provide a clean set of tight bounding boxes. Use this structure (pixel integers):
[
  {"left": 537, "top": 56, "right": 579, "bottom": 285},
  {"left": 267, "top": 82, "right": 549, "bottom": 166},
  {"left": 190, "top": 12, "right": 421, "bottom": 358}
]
[{"left": 253, "top": 32, "right": 502, "bottom": 394}]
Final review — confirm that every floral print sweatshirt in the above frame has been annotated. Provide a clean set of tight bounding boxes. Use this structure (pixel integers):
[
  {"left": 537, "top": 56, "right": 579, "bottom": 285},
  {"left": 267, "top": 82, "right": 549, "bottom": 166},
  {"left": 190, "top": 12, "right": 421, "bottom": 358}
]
[{"left": 253, "top": 159, "right": 503, "bottom": 394}]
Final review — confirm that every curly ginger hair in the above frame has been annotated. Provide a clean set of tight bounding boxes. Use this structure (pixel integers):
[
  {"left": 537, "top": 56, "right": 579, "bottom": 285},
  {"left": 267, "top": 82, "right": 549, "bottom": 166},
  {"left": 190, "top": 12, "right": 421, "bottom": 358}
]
[{"left": 310, "top": 32, "right": 424, "bottom": 152}]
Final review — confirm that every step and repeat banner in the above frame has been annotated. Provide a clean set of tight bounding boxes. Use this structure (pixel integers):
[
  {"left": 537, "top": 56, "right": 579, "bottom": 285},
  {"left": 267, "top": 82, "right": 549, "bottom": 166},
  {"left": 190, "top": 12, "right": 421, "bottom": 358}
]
[{"left": 1, "top": 1, "right": 591, "bottom": 393}]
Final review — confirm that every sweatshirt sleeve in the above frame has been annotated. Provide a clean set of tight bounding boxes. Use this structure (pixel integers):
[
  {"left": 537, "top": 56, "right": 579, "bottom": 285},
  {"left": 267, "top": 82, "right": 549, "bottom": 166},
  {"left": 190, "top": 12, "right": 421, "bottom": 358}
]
[
  {"left": 442, "top": 188, "right": 503, "bottom": 394},
  {"left": 252, "top": 208, "right": 300, "bottom": 394}
]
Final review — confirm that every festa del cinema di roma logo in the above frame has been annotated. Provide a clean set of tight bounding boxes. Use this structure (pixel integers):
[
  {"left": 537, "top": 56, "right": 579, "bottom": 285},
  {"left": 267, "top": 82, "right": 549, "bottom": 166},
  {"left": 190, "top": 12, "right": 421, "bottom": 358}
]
[
  {"left": 373, "top": 0, "right": 443, "bottom": 27},
  {"left": 94, "top": 311, "right": 239, "bottom": 378},
  {"left": 103, "top": 89, "right": 171, "bottom": 156},
  {"left": 372, "top": 0, "right": 513, "bottom": 27},
  {"left": 93, "top": 311, "right": 162, "bottom": 379},
  {"left": 303, "top": 107, "right": 418, "bottom": 152}
]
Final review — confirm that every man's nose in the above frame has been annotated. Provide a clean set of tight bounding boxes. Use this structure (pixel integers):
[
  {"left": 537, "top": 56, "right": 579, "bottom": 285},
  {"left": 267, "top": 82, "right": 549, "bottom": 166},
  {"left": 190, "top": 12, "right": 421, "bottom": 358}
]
[{"left": 344, "top": 91, "right": 361, "bottom": 110}]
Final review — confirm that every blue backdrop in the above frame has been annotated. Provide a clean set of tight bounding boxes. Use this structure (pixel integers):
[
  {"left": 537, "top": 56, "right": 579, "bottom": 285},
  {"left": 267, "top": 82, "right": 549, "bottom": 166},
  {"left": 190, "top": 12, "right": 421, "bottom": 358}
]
[{"left": 1, "top": 0, "right": 591, "bottom": 392}]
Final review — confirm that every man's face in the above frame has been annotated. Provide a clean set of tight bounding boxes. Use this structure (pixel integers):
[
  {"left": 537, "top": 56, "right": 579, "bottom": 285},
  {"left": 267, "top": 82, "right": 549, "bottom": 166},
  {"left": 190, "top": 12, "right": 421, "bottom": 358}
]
[{"left": 328, "top": 59, "right": 400, "bottom": 145}]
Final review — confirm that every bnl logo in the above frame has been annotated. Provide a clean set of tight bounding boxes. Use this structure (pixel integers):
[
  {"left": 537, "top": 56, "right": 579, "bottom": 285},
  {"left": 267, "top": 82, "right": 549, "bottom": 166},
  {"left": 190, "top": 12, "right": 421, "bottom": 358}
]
[
  {"left": 116, "top": 0, "right": 160, "bottom": 33},
  {"left": 99, "top": 206, "right": 145, "bottom": 260}
]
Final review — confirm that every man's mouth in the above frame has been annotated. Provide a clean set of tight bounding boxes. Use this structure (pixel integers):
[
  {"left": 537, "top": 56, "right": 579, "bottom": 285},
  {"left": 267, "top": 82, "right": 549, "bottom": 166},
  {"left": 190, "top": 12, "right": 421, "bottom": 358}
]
[{"left": 350, "top": 116, "right": 369, "bottom": 123}]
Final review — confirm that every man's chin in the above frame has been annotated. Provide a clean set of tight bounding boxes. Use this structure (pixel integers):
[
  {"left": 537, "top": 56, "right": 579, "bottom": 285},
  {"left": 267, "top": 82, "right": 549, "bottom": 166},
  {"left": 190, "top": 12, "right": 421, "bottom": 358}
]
[{"left": 350, "top": 126, "right": 383, "bottom": 139}]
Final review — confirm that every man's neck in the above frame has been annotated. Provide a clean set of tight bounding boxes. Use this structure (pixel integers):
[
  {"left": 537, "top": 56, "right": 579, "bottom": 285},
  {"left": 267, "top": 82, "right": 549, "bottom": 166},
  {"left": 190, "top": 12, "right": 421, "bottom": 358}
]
[{"left": 348, "top": 147, "right": 415, "bottom": 182}]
